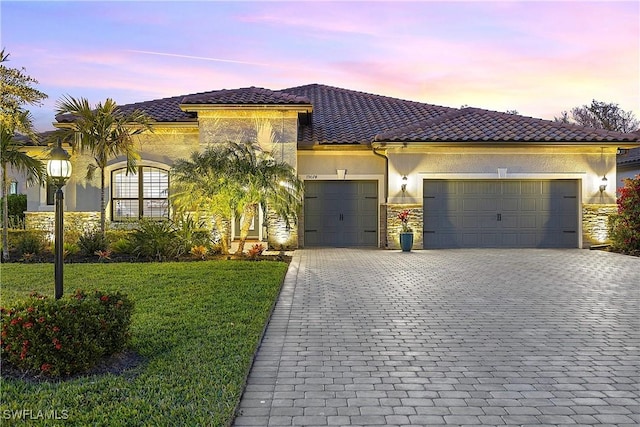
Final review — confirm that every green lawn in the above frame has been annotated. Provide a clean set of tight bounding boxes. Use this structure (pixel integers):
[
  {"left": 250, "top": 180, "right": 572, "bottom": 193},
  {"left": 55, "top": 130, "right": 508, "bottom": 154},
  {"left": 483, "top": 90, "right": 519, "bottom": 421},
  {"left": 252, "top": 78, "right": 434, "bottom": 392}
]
[{"left": 0, "top": 260, "right": 288, "bottom": 426}]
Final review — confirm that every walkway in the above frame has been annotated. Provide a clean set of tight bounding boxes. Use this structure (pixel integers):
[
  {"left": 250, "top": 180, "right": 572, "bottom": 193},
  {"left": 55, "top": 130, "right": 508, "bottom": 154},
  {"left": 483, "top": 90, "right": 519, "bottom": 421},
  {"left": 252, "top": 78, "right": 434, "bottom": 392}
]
[{"left": 233, "top": 249, "right": 640, "bottom": 426}]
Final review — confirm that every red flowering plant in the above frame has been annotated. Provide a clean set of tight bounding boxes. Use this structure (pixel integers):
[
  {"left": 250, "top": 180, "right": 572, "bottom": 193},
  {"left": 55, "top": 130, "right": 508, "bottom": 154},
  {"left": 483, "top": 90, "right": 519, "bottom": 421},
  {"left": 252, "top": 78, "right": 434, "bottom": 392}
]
[
  {"left": 397, "top": 209, "right": 412, "bottom": 232},
  {"left": 609, "top": 174, "right": 640, "bottom": 255},
  {"left": 0, "top": 290, "right": 133, "bottom": 377}
]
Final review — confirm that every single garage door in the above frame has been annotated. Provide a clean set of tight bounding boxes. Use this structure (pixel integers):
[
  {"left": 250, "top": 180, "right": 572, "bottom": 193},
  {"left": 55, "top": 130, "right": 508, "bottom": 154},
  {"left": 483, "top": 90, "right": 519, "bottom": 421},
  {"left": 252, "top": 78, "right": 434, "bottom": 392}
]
[
  {"left": 304, "top": 180, "right": 378, "bottom": 247},
  {"left": 423, "top": 180, "right": 578, "bottom": 248}
]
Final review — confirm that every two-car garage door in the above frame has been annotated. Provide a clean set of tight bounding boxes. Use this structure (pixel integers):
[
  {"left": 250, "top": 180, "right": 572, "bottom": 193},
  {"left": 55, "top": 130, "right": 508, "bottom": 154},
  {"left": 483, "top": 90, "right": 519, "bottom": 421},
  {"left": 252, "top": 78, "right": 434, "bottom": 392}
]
[{"left": 423, "top": 180, "right": 579, "bottom": 249}]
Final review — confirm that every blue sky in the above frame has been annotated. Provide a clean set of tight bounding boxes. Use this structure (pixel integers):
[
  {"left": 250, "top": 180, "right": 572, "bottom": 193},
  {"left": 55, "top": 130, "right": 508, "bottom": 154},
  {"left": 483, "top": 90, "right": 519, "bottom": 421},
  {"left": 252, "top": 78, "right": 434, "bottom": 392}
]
[{"left": 2, "top": 1, "right": 638, "bottom": 132}]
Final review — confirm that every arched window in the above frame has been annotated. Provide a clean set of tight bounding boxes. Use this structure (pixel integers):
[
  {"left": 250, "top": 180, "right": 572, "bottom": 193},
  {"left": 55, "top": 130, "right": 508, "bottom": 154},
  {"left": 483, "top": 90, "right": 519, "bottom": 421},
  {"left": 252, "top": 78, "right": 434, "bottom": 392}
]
[{"left": 112, "top": 166, "right": 169, "bottom": 221}]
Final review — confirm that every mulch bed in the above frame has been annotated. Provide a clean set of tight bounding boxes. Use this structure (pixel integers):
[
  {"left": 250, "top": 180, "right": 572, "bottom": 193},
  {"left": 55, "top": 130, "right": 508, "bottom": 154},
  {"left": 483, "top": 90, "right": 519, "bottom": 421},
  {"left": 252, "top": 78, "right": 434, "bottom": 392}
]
[
  {"left": 1, "top": 251, "right": 292, "bottom": 264},
  {"left": 1, "top": 350, "right": 145, "bottom": 383}
]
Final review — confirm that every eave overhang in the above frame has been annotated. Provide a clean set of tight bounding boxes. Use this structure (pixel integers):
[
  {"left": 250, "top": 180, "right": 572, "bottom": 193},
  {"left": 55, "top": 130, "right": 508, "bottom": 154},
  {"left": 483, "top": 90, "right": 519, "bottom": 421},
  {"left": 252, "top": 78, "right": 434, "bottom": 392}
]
[{"left": 179, "top": 103, "right": 313, "bottom": 113}]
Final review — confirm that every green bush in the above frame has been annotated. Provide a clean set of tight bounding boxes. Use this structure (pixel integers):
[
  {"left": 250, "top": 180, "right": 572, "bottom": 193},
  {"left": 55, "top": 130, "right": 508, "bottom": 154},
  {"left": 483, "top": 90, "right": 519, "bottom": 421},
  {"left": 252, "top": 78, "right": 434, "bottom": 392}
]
[
  {"left": 1, "top": 194, "right": 27, "bottom": 227},
  {"left": 130, "top": 219, "right": 179, "bottom": 261},
  {"left": 15, "top": 231, "right": 46, "bottom": 255},
  {"left": 105, "top": 229, "right": 133, "bottom": 244},
  {"left": 63, "top": 242, "right": 80, "bottom": 258},
  {"left": 609, "top": 174, "right": 640, "bottom": 254},
  {"left": 0, "top": 290, "right": 133, "bottom": 378},
  {"left": 78, "top": 229, "right": 108, "bottom": 256},
  {"left": 4, "top": 229, "right": 48, "bottom": 253},
  {"left": 109, "top": 238, "right": 133, "bottom": 254},
  {"left": 174, "top": 214, "right": 211, "bottom": 257}
]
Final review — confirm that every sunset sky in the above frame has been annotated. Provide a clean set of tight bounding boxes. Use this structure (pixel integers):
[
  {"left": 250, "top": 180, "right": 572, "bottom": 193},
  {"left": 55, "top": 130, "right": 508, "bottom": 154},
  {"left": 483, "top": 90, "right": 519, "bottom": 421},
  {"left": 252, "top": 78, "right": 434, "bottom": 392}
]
[{"left": 2, "top": 1, "right": 638, "bottom": 132}]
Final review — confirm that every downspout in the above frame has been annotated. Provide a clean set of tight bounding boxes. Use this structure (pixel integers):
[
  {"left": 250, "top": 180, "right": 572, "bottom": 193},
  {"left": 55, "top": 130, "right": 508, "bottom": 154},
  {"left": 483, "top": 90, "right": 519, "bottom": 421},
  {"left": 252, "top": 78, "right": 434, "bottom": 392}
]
[
  {"left": 371, "top": 143, "right": 388, "bottom": 203},
  {"left": 372, "top": 142, "right": 389, "bottom": 248}
]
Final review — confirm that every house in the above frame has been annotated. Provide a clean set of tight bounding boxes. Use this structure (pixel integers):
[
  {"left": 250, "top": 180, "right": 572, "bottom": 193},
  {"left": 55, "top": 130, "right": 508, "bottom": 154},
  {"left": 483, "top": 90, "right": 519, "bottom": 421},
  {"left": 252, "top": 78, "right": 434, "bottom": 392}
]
[
  {"left": 617, "top": 146, "right": 640, "bottom": 183},
  {"left": 23, "top": 84, "right": 640, "bottom": 249}
]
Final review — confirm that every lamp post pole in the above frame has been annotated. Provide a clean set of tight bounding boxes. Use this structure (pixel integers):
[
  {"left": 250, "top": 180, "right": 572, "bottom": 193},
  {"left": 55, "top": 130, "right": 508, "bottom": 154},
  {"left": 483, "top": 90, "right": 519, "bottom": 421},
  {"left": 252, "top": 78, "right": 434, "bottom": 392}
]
[
  {"left": 47, "top": 139, "right": 72, "bottom": 300},
  {"left": 54, "top": 183, "right": 64, "bottom": 299}
]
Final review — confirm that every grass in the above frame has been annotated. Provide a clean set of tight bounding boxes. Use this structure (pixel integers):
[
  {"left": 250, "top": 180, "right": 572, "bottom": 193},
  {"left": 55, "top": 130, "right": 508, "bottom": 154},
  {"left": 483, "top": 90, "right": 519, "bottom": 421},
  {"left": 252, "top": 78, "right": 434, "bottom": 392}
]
[{"left": 0, "top": 260, "right": 289, "bottom": 426}]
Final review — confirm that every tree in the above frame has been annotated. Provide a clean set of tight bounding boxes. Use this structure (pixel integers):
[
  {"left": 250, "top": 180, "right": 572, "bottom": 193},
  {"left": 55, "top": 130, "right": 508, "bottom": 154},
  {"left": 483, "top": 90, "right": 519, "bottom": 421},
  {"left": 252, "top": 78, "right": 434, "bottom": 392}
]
[
  {"left": 55, "top": 96, "right": 152, "bottom": 236},
  {"left": 1, "top": 50, "right": 47, "bottom": 260},
  {"left": 171, "top": 146, "right": 237, "bottom": 254},
  {"left": 171, "top": 142, "right": 303, "bottom": 255},
  {"left": 554, "top": 100, "right": 639, "bottom": 133},
  {"left": 0, "top": 49, "right": 48, "bottom": 136},
  {"left": 229, "top": 141, "right": 303, "bottom": 254}
]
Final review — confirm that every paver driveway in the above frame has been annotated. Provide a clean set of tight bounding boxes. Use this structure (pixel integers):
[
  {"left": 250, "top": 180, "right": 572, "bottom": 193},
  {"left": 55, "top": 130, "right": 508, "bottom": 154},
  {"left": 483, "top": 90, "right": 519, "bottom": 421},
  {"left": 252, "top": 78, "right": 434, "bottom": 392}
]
[{"left": 233, "top": 249, "right": 639, "bottom": 426}]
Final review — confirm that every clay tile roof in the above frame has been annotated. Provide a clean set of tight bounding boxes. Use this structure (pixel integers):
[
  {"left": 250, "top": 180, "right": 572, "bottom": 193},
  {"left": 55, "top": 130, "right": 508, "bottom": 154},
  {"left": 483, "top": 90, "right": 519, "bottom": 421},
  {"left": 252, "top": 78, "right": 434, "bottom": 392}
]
[
  {"left": 12, "top": 130, "right": 59, "bottom": 146},
  {"left": 79, "top": 87, "right": 311, "bottom": 124},
  {"left": 181, "top": 86, "right": 311, "bottom": 105},
  {"left": 281, "top": 84, "right": 455, "bottom": 145},
  {"left": 56, "top": 94, "right": 198, "bottom": 123},
  {"left": 59, "top": 83, "right": 640, "bottom": 147},
  {"left": 374, "top": 107, "right": 640, "bottom": 143},
  {"left": 618, "top": 146, "right": 640, "bottom": 166}
]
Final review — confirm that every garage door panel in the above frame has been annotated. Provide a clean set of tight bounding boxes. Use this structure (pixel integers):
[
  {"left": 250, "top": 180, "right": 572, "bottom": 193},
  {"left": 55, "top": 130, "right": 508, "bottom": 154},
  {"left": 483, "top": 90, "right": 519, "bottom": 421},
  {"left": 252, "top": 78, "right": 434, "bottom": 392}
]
[
  {"left": 424, "top": 179, "right": 578, "bottom": 248},
  {"left": 479, "top": 233, "right": 500, "bottom": 246},
  {"left": 501, "top": 198, "right": 520, "bottom": 211},
  {"left": 520, "top": 198, "right": 537, "bottom": 211}
]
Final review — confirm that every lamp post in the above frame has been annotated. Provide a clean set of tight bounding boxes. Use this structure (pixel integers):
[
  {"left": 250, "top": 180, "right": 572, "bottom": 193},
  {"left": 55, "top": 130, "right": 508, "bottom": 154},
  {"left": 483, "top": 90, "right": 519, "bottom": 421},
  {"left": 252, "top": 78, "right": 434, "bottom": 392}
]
[{"left": 47, "top": 139, "right": 72, "bottom": 300}]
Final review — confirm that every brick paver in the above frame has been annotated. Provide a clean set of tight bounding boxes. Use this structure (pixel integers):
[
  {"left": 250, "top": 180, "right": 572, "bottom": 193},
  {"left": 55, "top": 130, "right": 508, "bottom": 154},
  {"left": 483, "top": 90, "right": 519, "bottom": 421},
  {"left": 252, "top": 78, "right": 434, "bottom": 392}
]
[{"left": 233, "top": 249, "right": 640, "bottom": 426}]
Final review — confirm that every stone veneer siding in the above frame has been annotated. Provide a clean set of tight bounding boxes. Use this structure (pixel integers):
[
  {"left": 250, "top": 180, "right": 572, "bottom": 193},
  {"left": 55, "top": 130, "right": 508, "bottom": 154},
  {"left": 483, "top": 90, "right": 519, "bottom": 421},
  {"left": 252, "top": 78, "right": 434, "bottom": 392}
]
[
  {"left": 266, "top": 210, "right": 298, "bottom": 250},
  {"left": 582, "top": 204, "right": 617, "bottom": 247},
  {"left": 25, "top": 212, "right": 101, "bottom": 236},
  {"left": 386, "top": 204, "right": 423, "bottom": 250},
  {"left": 379, "top": 204, "right": 387, "bottom": 248}
]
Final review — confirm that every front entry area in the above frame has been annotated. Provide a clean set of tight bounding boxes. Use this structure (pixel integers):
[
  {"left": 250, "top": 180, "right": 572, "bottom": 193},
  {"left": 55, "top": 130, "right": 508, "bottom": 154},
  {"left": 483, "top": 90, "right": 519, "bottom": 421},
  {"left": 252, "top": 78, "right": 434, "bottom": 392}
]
[
  {"left": 304, "top": 180, "right": 378, "bottom": 247},
  {"left": 423, "top": 179, "right": 579, "bottom": 248}
]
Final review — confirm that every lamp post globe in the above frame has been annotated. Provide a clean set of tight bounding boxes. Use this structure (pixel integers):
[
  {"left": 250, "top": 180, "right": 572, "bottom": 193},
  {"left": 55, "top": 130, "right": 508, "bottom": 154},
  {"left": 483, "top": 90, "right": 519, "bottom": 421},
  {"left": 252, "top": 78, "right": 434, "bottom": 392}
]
[{"left": 47, "top": 140, "right": 72, "bottom": 299}]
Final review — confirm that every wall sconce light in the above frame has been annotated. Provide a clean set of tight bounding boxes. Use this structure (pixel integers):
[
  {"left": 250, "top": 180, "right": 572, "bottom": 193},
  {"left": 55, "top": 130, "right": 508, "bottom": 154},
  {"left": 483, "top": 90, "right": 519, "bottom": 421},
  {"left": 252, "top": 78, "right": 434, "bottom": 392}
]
[
  {"left": 599, "top": 175, "right": 608, "bottom": 194},
  {"left": 401, "top": 175, "right": 408, "bottom": 194}
]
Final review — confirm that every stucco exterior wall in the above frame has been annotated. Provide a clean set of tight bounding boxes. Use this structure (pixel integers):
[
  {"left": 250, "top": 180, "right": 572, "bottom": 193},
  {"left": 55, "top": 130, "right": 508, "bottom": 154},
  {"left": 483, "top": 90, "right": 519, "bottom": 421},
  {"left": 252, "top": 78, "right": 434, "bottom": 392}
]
[
  {"left": 27, "top": 111, "right": 303, "bottom": 248},
  {"left": 384, "top": 146, "right": 618, "bottom": 205},
  {"left": 297, "top": 149, "right": 384, "bottom": 177}
]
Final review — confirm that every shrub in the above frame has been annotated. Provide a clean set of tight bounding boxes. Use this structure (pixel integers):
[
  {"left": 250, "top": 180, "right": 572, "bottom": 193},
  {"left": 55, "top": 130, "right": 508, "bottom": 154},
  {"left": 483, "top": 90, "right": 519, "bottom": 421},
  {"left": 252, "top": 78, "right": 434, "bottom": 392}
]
[
  {"left": 609, "top": 174, "right": 640, "bottom": 254},
  {"left": 0, "top": 290, "right": 134, "bottom": 378},
  {"left": 105, "top": 229, "right": 133, "bottom": 245},
  {"left": 78, "top": 229, "right": 108, "bottom": 256},
  {"left": 174, "top": 214, "right": 211, "bottom": 257},
  {"left": 109, "top": 238, "right": 133, "bottom": 254},
  {"left": 63, "top": 242, "right": 80, "bottom": 258},
  {"left": 248, "top": 243, "right": 265, "bottom": 258},
  {"left": 130, "top": 219, "right": 179, "bottom": 261},
  {"left": 15, "top": 231, "right": 46, "bottom": 256},
  {"left": 190, "top": 245, "right": 208, "bottom": 260},
  {"left": 95, "top": 249, "right": 112, "bottom": 261},
  {"left": 1, "top": 194, "right": 27, "bottom": 227}
]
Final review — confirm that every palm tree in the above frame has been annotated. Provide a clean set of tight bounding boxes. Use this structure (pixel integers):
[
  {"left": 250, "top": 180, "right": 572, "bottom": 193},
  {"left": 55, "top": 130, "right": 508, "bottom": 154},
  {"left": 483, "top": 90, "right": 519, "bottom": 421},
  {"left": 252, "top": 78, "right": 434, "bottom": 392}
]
[
  {"left": 1, "top": 111, "right": 46, "bottom": 260},
  {"left": 171, "top": 146, "right": 238, "bottom": 255},
  {"left": 228, "top": 141, "right": 303, "bottom": 254},
  {"left": 170, "top": 141, "right": 303, "bottom": 255},
  {"left": 55, "top": 96, "right": 152, "bottom": 236}
]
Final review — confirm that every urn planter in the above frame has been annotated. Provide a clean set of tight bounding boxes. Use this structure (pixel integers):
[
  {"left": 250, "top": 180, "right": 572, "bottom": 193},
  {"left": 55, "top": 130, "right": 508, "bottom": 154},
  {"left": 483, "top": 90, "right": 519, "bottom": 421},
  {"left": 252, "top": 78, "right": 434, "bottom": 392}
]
[{"left": 399, "top": 232, "right": 414, "bottom": 252}]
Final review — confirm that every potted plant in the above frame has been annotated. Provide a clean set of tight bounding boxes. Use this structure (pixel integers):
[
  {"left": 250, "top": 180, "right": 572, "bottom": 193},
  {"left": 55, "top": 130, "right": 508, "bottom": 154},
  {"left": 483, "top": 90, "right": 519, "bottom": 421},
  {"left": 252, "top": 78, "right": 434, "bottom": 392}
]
[{"left": 398, "top": 209, "right": 413, "bottom": 252}]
